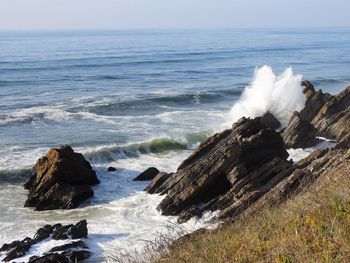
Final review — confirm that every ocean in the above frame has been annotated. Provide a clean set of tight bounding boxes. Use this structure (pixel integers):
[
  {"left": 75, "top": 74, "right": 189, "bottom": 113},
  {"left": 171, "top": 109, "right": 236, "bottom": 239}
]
[{"left": 1, "top": 28, "right": 350, "bottom": 261}]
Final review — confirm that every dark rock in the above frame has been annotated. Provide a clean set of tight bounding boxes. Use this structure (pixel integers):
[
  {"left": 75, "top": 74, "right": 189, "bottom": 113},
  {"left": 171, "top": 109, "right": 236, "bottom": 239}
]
[
  {"left": 29, "top": 253, "right": 69, "bottom": 263},
  {"left": 24, "top": 145, "right": 99, "bottom": 210},
  {"left": 0, "top": 220, "right": 91, "bottom": 262},
  {"left": 301, "top": 80, "right": 316, "bottom": 99},
  {"left": 177, "top": 206, "right": 202, "bottom": 224},
  {"left": 1, "top": 237, "right": 33, "bottom": 262},
  {"left": 47, "top": 240, "right": 88, "bottom": 253},
  {"left": 257, "top": 111, "right": 281, "bottom": 130},
  {"left": 243, "top": 148, "right": 350, "bottom": 218},
  {"left": 282, "top": 112, "right": 320, "bottom": 149},
  {"left": 144, "top": 172, "right": 173, "bottom": 194},
  {"left": 298, "top": 83, "right": 349, "bottom": 144},
  {"left": 146, "top": 117, "right": 293, "bottom": 222},
  {"left": 52, "top": 220, "right": 88, "bottom": 240},
  {"left": 68, "top": 219, "right": 88, "bottom": 239},
  {"left": 107, "top": 166, "right": 117, "bottom": 172},
  {"left": 34, "top": 225, "right": 54, "bottom": 242},
  {"left": 133, "top": 167, "right": 160, "bottom": 181}
]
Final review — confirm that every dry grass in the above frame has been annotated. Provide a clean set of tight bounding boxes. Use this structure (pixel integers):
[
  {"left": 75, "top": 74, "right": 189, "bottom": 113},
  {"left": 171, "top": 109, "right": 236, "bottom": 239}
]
[{"left": 154, "top": 174, "right": 350, "bottom": 263}]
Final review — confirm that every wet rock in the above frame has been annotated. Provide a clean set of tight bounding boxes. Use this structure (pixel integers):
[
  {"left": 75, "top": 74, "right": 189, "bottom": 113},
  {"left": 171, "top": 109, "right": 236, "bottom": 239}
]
[
  {"left": 298, "top": 83, "right": 350, "bottom": 144},
  {"left": 0, "top": 220, "right": 91, "bottom": 262},
  {"left": 177, "top": 206, "right": 202, "bottom": 224},
  {"left": 107, "top": 166, "right": 117, "bottom": 172},
  {"left": 24, "top": 145, "right": 99, "bottom": 210},
  {"left": 52, "top": 220, "right": 88, "bottom": 240},
  {"left": 282, "top": 112, "right": 320, "bottom": 148},
  {"left": 257, "top": 111, "right": 281, "bottom": 130},
  {"left": 133, "top": 167, "right": 160, "bottom": 181},
  {"left": 0, "top": 237, "right": 33, "bottom": 262},
  {"left": 144, "top": 172, "right": 173, "bottom": 194},
  {"left": 146, "top": 117, "right": 293, "bottom": 222}
]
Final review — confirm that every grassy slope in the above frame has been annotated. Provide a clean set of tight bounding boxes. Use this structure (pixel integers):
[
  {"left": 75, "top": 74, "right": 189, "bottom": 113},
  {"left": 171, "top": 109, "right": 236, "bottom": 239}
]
[{"left": 155, "top": 161, "right": 350, "bottom": 263}]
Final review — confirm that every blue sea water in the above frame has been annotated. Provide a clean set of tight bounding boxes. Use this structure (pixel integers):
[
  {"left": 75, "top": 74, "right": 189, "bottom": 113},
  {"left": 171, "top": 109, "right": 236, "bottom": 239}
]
[{"left": 0, "top": 28, "right": 350, "bottom": 261}]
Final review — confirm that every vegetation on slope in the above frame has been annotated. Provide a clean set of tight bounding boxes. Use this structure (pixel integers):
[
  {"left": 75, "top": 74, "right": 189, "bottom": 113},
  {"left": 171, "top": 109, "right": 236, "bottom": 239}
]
[{"left": 155, "top": 167, "right": 350, "bottom": 263}]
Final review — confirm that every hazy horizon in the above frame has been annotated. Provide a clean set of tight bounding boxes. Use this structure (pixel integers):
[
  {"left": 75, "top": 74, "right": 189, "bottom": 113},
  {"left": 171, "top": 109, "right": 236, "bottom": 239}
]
[{"left": 0, "top": 0, "right": 349, "bottom": 31}]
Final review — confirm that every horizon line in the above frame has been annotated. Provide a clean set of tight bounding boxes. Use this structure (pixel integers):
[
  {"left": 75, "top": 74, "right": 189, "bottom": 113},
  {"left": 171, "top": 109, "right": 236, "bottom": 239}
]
[{"left": 1, "top": 25, "right": 350, "bottom": 32}]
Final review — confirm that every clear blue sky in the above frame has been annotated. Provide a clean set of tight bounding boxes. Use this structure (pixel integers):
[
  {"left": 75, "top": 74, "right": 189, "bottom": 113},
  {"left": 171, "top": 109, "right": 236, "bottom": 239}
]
[{"left": 0, "top": 0, "right": 349, "bottom": 30}]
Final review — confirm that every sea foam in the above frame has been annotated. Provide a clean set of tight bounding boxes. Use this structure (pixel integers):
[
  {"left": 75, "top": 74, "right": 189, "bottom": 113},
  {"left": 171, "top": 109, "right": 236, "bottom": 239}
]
[{"left": 227, "top": 66, "right": 306, "bottom": 126}]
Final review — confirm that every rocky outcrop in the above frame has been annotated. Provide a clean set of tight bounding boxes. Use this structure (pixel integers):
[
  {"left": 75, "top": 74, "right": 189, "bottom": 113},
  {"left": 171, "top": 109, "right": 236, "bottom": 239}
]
[
  {"left": 133, "top": 167, "right": 159, "bottom": 181},
  {"left": 146, "top": 117, "right": 294, "bottom": 222},
  {"left": 0, "top": 220, "right": 91, "bottom": 262},
  {"left": 257, "top": 111, "right": 281, "bottom": 130},
  {"left": 282, "top": 82, "right": 349, "bottom": 148},
  {"left": 24, "top": 145, "right": 99, "bottom": 211},
  {"left": 282, "top": 112, "right": 320, "bottom": 148},
  {"left": 242, "top": 148, "right": 350, "bottom": 218},
  {"left": 144, "top": 83, "right": 349, "bottom": 223}
]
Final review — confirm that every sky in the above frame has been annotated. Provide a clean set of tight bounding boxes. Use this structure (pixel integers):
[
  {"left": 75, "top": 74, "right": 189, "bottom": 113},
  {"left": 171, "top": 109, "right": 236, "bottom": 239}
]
[{"left": 0, "top": 0, "right": 349, "bottom": 30}]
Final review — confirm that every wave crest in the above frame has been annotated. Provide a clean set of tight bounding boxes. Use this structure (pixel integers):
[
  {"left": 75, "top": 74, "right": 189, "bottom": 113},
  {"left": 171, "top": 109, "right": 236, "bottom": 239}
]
[
  {"left": 228, "top": 66, "right": 306, "bottom": 126},
  {"left": 84, "top": 132, "right": 210, "bottom": 163}
]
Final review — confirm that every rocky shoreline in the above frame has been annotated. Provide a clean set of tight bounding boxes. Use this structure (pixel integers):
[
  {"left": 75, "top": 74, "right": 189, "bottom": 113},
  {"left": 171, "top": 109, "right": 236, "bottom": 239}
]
[
  {"left": 1, "top": 81, "right": 349, "bottom": 262},
  {"left": 144, "top": 81, "right": 350, "bottom": 224}
]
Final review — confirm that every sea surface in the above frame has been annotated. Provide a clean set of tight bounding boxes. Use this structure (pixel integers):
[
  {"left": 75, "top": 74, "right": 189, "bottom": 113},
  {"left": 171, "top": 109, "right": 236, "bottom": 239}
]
[{"left": 0, "top": 28, "right": 350, "bottom": 262}]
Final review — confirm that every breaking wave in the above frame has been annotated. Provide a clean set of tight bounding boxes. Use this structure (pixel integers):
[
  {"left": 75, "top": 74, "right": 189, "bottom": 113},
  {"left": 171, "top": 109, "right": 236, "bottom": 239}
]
[
  {"left": 83, "top": 132, "right": 210, "bottom": 163},
  {"left": 228, "top": 66, "right": 306, "bottom": 126}
]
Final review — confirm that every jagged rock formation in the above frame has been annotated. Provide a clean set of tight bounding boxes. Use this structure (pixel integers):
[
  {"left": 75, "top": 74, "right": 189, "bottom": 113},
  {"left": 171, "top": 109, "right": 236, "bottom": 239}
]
[
  {"left": 146, "top": 117, "right": 294, "bottom": 222},
  {"left": 242, "top": 148, "right": 350, "bottom": 217},
  {"left": 0, "top": 220, "right": 91, "bottom": 262},
  {"left": 282, "top": 112, "right": 320, "bottom": 149},
  {"left": 283, "top": 81, "right": 350, "bottom": 148},
  {"left": 24, "top": 145, "right": 100, "bottom": 211},
  {"left": 257, "top": 111, "right": 281, "bottom": 130},
  {"left": 146, "top": 83, "right": 350, "bottom": 223}
]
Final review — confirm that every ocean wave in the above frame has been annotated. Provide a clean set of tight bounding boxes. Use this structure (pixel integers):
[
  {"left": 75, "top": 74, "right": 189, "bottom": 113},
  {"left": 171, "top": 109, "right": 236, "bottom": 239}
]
[
  {"left": 81, "top": 90, "right": 240, "bottom": 116},
  {"left": 227, "top": 66, "right": 306, "bottom": 127},
  {"left": 83, "top": 132, "right": 210, "bottom": 163},
  {"left": 0, "top": 106, "right": 118, "bottom": 126},
  {"left": 0, "top": 167, "right": 33, "bottom": 183}
]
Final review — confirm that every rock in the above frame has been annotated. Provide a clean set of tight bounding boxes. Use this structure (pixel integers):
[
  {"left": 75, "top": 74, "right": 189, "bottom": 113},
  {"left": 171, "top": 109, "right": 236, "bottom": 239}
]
[
  {"left": 257, "top": 111, "right": 281, "bottom": 130},
  {"left": 133, "top": 167, "right": 160, "bottom": 181},
  {"left": 52, "top": 220, "right": 88, "bottom": 240},
  {"left": 298, "top": 84, "right": 350, "bottom": 144},
  {"left": 47, "top": 240, "right": 88, "bottom": 253},
  {"left": 242, "top": 148, "right": 350, "bottom": 218},
  {"left": 68, "top": 219, "right": 88, "bottom": 239},
  {"left": 282, "top": 112, "right": 320, "bottom": 148},
  {"left": 144, "top": 172, "right": 173, "bottom": 194},
  {"left": 107, "top": 166, "right": 117, "bottom": 172},
  {"left": 24, "top": 145, "right": 99, "bottom": 210},
  {"left": 146, "top": 117, "right": 293, "bottom": 221},
  {"left": 177, "top": 206, "right": 202, "bottom": 224},
  {"left": 301, "top": 80, "right": 316, "bottom": 99},
  {"left": 0, "top": 237, "right": 33, "bottom": 262},
  {"left": 0, "top": 220, "right": 91, "bottom": 263}
]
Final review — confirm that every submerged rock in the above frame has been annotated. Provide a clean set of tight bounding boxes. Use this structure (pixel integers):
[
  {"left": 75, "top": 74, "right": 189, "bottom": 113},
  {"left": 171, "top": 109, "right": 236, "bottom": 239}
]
[
  {"left": 146, "top": 117, "right": 294, "bottom": 222},
  {"left": 0, "top": 220, "right": 91, "bottom": 262},
  {"left": 133, "top": 167, "right": 159, "bottom": 181},
  {"left": 24, "top": 145, "right": 99, "bottom": 211},
  {"left": 107, "top": 166, "right": 117, "bottom": 172},
  {"left": 282, "top": 112, "right": 320, "bottom": 149}
]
